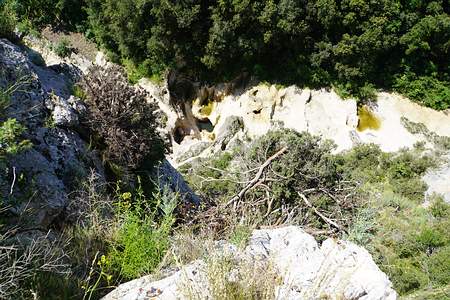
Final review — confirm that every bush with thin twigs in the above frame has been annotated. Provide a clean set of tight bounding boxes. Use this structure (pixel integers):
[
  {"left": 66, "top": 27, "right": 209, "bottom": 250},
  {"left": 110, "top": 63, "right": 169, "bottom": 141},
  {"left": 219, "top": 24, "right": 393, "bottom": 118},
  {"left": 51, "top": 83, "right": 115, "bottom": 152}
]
[
  {"left": 80, "top": 65, "right": 165, "bottom": 172},
  {"left": 184, "top": 130, "right": 360, "bottom": 239},
  {"left": 182, "top": 128, "right": 448, "bottom": 296}
]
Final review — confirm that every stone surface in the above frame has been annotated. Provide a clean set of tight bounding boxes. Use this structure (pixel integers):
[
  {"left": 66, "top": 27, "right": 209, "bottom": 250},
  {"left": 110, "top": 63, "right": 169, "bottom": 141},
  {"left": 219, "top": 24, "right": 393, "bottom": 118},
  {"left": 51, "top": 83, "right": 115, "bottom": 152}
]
[
  {"left": 45, "top": 94, "right": 85, "bottom": 127},
  {"left": 154, "top": 159, "right": 201, "bottom": 206},
  {"left": 1, "top": 38, "right": 104, "bottom": 228},
  {"left": 103, "top": 226, "right": 397, "bottom": 300},
  {"left": 141, "top": 81, "right": 450, "bottom": 165},
  {"left": 423, "top": 153, "right": 450, "bottom": 203}
]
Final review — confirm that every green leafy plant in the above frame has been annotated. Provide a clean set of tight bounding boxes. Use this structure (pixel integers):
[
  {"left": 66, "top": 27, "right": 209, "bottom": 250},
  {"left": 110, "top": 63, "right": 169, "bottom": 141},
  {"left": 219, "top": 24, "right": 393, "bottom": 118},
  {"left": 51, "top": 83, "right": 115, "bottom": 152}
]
[
  {"left": 0, "top": 0, "right": 16, "bottom": 40},
  {"left": 0, "top": 118, "right": 32, "bottom": 159},
  {"left": 52, "top": 39, "right": 72, "bottom": 58},
  {"left": 105, "top": 184, "right": 178, "bottom": 280}
]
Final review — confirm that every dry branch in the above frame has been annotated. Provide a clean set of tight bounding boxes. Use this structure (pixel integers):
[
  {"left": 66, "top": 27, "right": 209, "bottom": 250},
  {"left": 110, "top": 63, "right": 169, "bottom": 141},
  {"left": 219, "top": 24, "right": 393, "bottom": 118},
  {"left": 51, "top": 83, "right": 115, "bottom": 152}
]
[
  {"left": 225, "top": 147, "right": 288, "bottom": 207},
  {"left": 297, "top": 192, "right": 344, "bottom": 232}
]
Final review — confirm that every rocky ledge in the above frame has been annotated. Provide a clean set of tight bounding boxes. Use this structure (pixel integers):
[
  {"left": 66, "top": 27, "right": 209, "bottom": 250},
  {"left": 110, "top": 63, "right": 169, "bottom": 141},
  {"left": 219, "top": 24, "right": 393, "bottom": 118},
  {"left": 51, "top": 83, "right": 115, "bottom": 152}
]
[{"left": 103, "top": 226, "right": 397, "bottom": 300}]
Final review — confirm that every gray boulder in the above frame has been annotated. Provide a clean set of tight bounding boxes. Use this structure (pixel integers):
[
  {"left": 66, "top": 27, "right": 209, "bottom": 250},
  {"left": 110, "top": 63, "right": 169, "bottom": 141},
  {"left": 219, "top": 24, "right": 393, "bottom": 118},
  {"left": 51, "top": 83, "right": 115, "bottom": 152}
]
[
  {"left": 154, "top": 159, "right": 200, "bottom": 206},
  {"left": 0, "top": 38, "right": 103, "bottom": 228}
]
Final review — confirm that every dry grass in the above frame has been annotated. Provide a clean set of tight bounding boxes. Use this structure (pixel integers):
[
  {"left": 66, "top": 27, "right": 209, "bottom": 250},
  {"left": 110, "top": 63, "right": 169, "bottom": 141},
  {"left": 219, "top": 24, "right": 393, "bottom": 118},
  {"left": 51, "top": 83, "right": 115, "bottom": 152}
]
[
  {"left": 179, "top": 247, "right": 280, "bottom": 300},
  {"left": 0, "top": 230, "right": 70, "bottom": 299}
]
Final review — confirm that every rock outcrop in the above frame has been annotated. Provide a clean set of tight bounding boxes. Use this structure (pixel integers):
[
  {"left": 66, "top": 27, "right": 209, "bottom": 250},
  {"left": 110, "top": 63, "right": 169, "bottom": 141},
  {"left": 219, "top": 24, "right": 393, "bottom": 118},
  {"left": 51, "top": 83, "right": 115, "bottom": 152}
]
[
  {"left": 423, "top": 153, "right": 450, "bottom": 203},
  {"left": 142, "top": 81, "right": 450, "bottom": 167},
  {"left": 1, "top": 38, "right": 200, "bottom": 228},
  {"left": 103, "top": 226, "right": 397, "bottom": 300},
  {"left": 0, "top": 38, "right": 104, "bottom": 228}
]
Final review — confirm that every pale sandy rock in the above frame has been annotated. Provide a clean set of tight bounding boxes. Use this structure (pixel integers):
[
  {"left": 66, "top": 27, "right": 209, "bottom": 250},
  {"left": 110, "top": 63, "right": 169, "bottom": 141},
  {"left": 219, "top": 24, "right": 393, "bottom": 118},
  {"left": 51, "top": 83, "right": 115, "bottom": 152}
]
[
  {"left": 103, "top": 226, "right": 397, "bottom": 300},
  {"left": 358, "top": 95, "right": 421, "bottom": 152},
  {"left": 305, "top": 89, "right": 358, "bottom": 152},
  {"left": 423, "top": 154, "right": 450, "bottom": 203},
  {"left": 381, "top": 92, "right": 450, "bottom": 137},
  {"left": 271, "top": 86, "right": 310, "bottom": 133},
  {"left": 248, "top": 227, "right": 396, "bottom": 300},
  {"left": 95, "top": 51, "right": 109, "bottom": 68},
  {"left": 158, "top": 82, "right": 450, "bottom": 163}
]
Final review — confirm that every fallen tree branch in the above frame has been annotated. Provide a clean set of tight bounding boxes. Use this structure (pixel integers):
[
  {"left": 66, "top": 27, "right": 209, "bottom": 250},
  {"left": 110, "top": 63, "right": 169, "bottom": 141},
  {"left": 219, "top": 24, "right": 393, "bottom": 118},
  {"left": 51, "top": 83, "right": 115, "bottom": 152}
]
[
  {"left": 225, "top": 146, "right": 288, "bottom": 207},
  {"left": 297, "top": 192, "right": 344, "bottom": 232}
]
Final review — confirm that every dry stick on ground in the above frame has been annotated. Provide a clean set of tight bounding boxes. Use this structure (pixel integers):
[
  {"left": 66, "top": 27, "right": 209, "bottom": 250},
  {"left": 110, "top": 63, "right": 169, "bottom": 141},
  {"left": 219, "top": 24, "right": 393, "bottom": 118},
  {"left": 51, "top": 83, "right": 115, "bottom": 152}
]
[
  {"left": 297, "top": 192, "right": 345, "bottom": 233},
  {"left": 225, "top": 147, "right": 288, "bottom": 208}
]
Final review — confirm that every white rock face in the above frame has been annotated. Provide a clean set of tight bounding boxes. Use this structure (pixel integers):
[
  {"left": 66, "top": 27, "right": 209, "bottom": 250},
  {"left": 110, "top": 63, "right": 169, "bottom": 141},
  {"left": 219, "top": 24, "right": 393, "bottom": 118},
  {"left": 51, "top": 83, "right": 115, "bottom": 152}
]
[
  {"left": 138, "top": 82, "right": 450, "bottom": 166},
  {"left": 103, "top": 226, "right": 397, "bottom": 300},
  {"left": 305, "top": 89, "right": 358, "bottom": 152},
  {"left": 357, "top": 93, "right": 450, "bottom": 152},
  {"left": 423, "top": 154, "right": 450, "bottom": 203}
]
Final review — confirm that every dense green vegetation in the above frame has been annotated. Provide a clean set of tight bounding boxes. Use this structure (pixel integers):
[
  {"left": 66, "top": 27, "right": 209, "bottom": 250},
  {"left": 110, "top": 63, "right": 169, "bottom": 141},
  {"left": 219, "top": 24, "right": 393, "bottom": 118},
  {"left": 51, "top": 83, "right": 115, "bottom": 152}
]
[
  {"left": 0, "top": 0, "right": 16, "bottom": 40},
  {"left": 7, "top": 0, "right": 450, "bottom": 107},
  {"left": 2, "top": 0, "right": 450, "bottom": 108}
]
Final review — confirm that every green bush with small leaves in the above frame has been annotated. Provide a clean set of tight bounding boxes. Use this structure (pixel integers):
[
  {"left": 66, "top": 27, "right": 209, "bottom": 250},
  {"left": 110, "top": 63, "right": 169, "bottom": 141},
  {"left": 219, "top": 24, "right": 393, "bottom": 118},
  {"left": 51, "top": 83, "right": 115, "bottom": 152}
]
[
  {"left": 52, "top": 39, "right": 72, "bottom": 58},
  {"left": 0, "top": 1, "right": 16, "bottom": 40},
  {"left": 184, "top": 129, "right": 447, "bottom": 297}
]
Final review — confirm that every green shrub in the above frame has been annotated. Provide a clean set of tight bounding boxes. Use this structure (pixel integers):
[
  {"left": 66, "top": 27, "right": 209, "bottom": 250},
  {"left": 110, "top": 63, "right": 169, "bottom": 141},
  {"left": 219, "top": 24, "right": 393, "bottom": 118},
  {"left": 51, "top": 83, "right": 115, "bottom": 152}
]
[
  {"left": 105, "top": 186, "right": 177, "bottom": 280},
  {"left": 430, "top": 196, "right": 450, "bottom": 219},
  {"left": 107, "top": 211, "right": 172, "bottom": 279},
  {"left": 0, "top": 118, "right": 32, "bottom": 159},
  {"left": 394, "top": 73, "right": 450, "bottom": 110},
  {"left": 183, "top": 129, "right": 445, "bottom": 297},
  {"left": 389, "top": 259, "right": 429, "bottom": 294},
  {"left": 371, "top": 197, "right": 450, "bottom": 295},
  {"left": 0, "top": 1, "right": 16, "bottom": 40},
  {"left": 121, "top": 59, "right": 162, "bottom": 84},
  {"left": 52, "top": 39, "right": 72, "bottom": 58},
  {"left": 427, "top": 246, "right": 450, "bottom": 285},
  {"left": 71, "top": 84, "right": 87, "bottom": 100},
  {"left": 184, "top": 150, "right": 239, "bottom": 202},
  {"left": 415, "top": 226, "right": 447, "bottom": 251},
  {"left": 229, "top": 225, "right": 252, "bottom": 249},
  {"left": 1, "top": 85, "right": 33, "bottom": 163}
]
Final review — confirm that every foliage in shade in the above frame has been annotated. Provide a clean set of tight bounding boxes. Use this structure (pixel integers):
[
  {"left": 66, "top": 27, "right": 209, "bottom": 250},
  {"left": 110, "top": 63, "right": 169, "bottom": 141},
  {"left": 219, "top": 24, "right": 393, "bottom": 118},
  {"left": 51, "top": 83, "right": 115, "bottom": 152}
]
[{"left": 3, "top": 0, "right": 450, "bottom": 108}]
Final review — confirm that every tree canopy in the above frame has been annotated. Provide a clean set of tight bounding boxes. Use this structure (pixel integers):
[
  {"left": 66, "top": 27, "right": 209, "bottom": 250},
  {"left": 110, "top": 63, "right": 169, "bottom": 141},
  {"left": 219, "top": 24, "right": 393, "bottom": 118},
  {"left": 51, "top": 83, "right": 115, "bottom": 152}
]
[{"left": 4, "top": 0, "right": 450, "bottom": 108}]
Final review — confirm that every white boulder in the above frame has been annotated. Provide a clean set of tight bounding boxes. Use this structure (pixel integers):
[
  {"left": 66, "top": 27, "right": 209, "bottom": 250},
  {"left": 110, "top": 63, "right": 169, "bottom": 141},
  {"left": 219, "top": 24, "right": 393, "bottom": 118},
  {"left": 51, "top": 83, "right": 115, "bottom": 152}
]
[{"left": 103, "top": 226, "right": 397, "bottom": 300}]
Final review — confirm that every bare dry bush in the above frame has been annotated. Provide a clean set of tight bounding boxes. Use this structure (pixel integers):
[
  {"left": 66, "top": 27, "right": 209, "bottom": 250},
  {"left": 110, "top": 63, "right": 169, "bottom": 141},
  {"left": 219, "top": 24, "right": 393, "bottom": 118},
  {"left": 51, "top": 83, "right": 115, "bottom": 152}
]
[
  {"left": 64, "top": 170, "right": 115, "bottom": 283},
  {"left": 66, "top": 170, "right": 113, "bottom": 228},
  {"left": 80, "top": 65, "right": 165, "bottom": 170}
]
